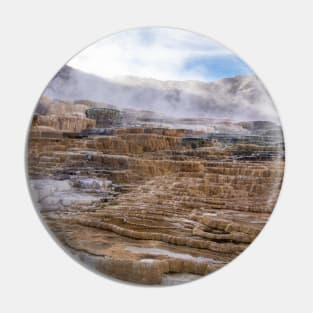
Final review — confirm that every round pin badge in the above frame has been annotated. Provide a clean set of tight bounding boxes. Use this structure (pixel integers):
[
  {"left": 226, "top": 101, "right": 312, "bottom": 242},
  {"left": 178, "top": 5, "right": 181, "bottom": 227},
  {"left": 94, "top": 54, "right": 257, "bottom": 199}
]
[{"left": 27, "top": 27, "right": 284, "bottom": 286}]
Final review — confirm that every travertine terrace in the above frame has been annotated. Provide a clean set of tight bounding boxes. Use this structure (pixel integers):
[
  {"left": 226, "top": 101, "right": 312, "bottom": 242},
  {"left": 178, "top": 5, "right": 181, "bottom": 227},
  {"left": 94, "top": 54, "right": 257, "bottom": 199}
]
[{"left": 28, "top": 97, "right": 284, "bottom": 285}]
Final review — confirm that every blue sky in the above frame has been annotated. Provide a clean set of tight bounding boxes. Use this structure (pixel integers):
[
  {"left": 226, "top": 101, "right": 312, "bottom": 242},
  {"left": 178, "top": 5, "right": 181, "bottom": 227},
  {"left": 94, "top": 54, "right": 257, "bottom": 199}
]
[{"left": 69, "top": 27, "right": 254, "bottom": 82}]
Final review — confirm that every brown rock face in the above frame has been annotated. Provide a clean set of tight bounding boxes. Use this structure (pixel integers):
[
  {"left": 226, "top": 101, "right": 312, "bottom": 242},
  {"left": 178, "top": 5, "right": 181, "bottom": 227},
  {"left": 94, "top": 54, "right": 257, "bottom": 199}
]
[
  {"left": 27, "top": 101, "right": 284, "bottom": 285},
  {"left": 31, "top": 114, "right": 96, "bottom": 132},
  {"left": 32, "top": 97, "right": 96, "bottom": 133}
]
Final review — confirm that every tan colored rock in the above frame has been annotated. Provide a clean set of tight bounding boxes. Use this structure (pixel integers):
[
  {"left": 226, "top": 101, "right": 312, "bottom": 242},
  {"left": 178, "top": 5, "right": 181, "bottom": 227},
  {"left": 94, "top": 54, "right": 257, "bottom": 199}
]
[{"left": 28, "top": 124, "right": 284, "bottom": 285}]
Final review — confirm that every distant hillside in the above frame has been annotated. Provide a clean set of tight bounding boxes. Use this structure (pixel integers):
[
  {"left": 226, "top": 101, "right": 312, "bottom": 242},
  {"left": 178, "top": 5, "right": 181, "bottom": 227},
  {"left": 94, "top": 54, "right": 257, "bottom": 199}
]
[{"left": 43, "top": 65, "right": 279, "bottom": 122}]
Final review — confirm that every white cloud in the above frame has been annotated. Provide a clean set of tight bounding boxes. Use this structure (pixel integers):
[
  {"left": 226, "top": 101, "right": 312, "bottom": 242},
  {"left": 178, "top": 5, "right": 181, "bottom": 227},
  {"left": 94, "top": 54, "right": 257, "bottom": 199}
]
[{"left": 68, "top": 27, "right": 232, "bottom": 82}]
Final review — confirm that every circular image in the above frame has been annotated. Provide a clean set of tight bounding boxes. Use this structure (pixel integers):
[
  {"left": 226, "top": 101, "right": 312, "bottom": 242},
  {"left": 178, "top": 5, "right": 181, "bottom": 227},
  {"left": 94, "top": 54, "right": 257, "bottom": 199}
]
[{"left": 27, "top": 27, "right": 284, "bottom": 286}]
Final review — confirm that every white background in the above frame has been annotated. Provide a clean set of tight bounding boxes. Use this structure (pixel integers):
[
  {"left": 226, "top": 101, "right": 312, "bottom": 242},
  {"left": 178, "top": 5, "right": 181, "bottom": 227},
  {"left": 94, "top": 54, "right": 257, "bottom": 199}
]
[{"left": 0, "top": 0, "right": 312, "bottom": 312}]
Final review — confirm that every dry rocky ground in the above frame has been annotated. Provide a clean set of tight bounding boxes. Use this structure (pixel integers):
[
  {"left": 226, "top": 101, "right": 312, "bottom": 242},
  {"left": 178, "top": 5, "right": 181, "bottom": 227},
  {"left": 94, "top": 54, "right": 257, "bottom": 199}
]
[{"left": 27, "top": 99, "right": 284, "bottom": 285}]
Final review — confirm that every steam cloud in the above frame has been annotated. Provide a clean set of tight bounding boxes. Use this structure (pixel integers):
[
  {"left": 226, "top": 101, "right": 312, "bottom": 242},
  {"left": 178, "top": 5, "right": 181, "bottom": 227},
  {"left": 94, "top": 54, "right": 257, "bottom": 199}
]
[{"left": 43, "top": 65, "right": 279, "bottom": 123}]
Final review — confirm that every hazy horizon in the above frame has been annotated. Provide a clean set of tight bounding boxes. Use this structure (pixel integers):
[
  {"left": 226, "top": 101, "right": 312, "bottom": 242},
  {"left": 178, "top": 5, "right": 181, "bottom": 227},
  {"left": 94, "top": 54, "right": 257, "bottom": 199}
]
[{"left": 68, "top": 63, "right": 256, "bottom": 85}]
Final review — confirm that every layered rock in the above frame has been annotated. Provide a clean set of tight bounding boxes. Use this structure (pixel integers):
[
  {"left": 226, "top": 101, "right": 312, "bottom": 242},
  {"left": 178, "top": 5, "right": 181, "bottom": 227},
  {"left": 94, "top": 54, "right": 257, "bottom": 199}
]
[
  {"left": 27, "top": 112, "right": 284, "bottom": 285},
  {"left": 31, "top": 97, "right": 96, "bottom": 133},
  {"left": 31, "top": 114, "right": 96, "bottom": 133},
  {"left": 28, "top": 90, "right": 284, "bottom": 284}
]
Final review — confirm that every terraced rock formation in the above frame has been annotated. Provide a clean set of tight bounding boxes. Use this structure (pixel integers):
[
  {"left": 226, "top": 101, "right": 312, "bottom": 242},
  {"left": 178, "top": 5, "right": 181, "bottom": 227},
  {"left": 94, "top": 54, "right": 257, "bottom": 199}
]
[{"left": 27, "top": 100, "right": 284, "bottom": 285}]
